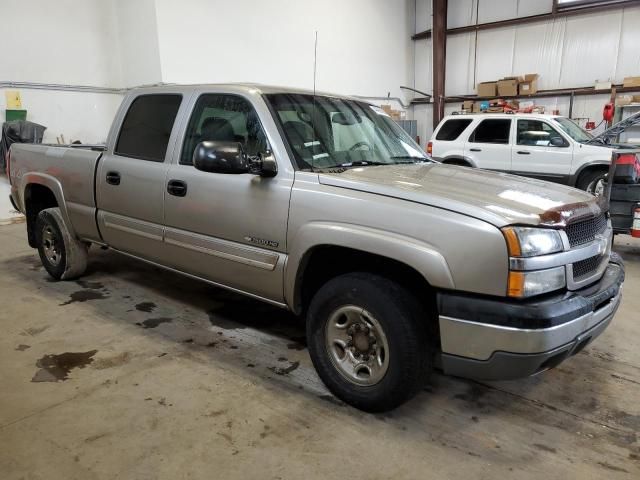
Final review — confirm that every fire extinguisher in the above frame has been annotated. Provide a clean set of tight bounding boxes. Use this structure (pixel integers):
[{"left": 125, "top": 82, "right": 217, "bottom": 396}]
[{"left": 603, "top": 103, "right": 614, "bottom": 123}]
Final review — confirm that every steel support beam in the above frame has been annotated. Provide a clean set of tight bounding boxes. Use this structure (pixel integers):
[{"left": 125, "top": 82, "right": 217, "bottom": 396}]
[
  {"left": 432, "top": 0, "right": 447, "bottom": 128},
  {"left": 412, "top": 0, "right": 640, "bottom": 40}
]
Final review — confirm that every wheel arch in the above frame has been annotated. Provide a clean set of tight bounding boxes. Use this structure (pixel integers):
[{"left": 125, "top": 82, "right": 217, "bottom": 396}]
[
  {"left": 21, "top": 173, "right": 74, "bottom": 247},
  {"left": 571, "top": 161, "right": 610, "bottom": 187},
  {"left": 285, "top": 223, "right": 455, "bottom": 316},
  {"left": 440, "top": 155, "right": 475, "bottom": 167}
]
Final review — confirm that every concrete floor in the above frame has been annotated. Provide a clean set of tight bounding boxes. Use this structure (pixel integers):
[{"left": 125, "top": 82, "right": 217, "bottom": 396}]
[{"left": 1, "top": 222, "right": 639, "bottom": 479}]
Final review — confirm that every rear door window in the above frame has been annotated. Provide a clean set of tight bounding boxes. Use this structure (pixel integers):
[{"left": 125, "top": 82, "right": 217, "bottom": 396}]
[
  {"left": 115, "top": 94, "right": 182, "bottom": 162},
  {"left": 435, "top": 119, "right": 473, "bottom": 140},
  {"left": 469, "top": 119, "right": 511, "bottom": 144}
]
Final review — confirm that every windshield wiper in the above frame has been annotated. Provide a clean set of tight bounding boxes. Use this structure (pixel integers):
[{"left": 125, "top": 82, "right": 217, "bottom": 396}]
[
  {"left": 336, "top": 160, "right": 389, "bottom": 167},
  {"left": 389, "top": 155, "right": 429, "bottom": 162}
]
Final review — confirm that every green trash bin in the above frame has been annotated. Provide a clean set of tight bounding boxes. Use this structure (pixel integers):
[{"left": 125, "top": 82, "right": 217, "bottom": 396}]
[{"left": 6, "top": 110, "right": 27, "bottom": 121}]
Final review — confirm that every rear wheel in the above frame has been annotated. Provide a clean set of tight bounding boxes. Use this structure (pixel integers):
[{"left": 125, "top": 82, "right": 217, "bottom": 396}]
[
  {"left": 35, "top": 208, "right": 88, "bottom": 280},
  {"left": 306, "top": 273, "right": 433, "bottom": 412},
  {"left": 576, "top": 169, "right": 607, "bottom": 195}
]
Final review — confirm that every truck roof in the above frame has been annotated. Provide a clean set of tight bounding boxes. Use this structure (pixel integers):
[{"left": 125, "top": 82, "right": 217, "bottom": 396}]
[
  {"left": 442, "top": 113, "right": 564, "bottom": 121},
  {"left": 129, "top": 82, "right": 359, "bottom": 100}
]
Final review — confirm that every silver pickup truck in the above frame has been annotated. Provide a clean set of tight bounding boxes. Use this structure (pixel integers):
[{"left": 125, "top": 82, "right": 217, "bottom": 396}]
[{"left": 8, "top": 84, "right": 624, "bottom": 411}]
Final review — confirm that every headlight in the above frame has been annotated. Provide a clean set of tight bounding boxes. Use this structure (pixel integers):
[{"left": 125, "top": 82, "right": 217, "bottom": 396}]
[
  {"left": 503, "top": 227, "right": 566, "bottom": 297},
  {"left": 503, "top": 227, "right": 563, "bottom": 257},
  {"left": 507, "top": 266, "right": 566, "bottom": 298}
]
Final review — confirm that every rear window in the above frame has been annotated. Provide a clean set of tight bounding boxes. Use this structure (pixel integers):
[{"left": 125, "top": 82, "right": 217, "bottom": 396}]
[
  {"left": 435, "top": 118, "right": 473, "bottom": 140},
  {"left": 115, "top": 94, "right": 182, "bottom": 162},
  {"left": 469, "top": 119, "right": 511, "bottom": 144}
]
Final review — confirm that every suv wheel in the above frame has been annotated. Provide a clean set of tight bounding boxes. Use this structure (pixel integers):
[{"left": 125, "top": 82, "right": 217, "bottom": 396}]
[
  {"left": 35, "top": 208, "right": 88, "bottom": 280},
  {"left": 577, "top": 169, "right": 607, "bottom": 195},
  {"left": 306, "top": 273, "right": 432, "bottom": 412}
]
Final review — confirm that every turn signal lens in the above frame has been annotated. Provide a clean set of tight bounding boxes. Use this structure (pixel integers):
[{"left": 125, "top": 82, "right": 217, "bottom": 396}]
[
  {"left": 427, "top": 141, "right": 433, "bottom": 155},
  {"left": 503, "top": 227, "right": 521, "bottom": 257}
]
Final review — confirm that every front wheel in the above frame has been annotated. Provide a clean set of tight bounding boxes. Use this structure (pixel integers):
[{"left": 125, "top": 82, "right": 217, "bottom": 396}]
[
  {"left": 35, "top": 208, "right": 88, "bottom": 280},
  {"left": 306, "top": 273, "right": 433, "bottom": 412}
]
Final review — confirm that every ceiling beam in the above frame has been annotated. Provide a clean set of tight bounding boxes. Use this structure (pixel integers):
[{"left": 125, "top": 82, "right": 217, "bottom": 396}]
[
  {"left": 432, "top": 0, "right": 447, "bottom": 127},
  {"left": 411, "top": 0, "right": 640, "bottom": 41}
]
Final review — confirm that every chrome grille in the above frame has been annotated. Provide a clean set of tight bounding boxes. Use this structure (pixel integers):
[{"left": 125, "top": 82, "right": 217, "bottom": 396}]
[
  {"left": 572, "top": 254, "right": 602, "bottom": 280},
  {"left": 565, "top": 214, "right": 607, "bottom": 248}
]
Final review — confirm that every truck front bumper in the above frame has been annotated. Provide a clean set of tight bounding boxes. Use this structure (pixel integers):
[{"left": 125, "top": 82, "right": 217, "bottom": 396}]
[{"left": 437, "top": 258, "right": 624, "bottom": 380}]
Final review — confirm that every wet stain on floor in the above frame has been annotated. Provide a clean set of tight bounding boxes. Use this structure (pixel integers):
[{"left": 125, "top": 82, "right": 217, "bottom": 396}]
[
  {"left": 135, "top": 302, "right": 156, "bottom": 313},
  {"left": 60, "top": 290, "right": 107, "bottom": 306},
  {"left": 268, "top": 361, "right": 300, "bottom": 375},
  {"left": 207, "top": 301, "right": 305, "bottom": 346},
  {"left": 76, "top": 280, "right": 104, "bottom": 290},
  {"left": 136, "top": 317, "right": 173, "bottom": 329},
  {"left": 21, "top": 326, "right": 49, "bottom": 336},
  {"left": 31, "top": 350, "right": 98, "bottom": 382}
]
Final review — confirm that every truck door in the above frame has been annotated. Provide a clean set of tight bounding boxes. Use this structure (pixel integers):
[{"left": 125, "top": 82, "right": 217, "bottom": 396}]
[
  {"left": 463, "top": 118, "right": 512, "bottom": 171},
  {"left": 96, "top": 92, "right": 186, "bottom": 262},
  {"left": 511, "top": 119, "right": 573, "bottom": 183},
  {"left": 162, "top": 92, "right": 293, "bottom": 304}
]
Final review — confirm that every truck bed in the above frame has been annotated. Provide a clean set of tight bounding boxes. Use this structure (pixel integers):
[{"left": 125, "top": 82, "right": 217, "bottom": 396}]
[{"left": 9, "top": 143, "right": 104, "bottom": 243}]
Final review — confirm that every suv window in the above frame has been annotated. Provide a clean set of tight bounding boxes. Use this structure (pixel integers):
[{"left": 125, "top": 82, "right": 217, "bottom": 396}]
[
  {"left": 115, "top": 94, "right": 182, "bottom": 162},
  {"left": 180, "top": 94, "right": 269, "bottom": 165},
  {"left": 517, "top": 119, "right": 567, "bottom": 146},
  {"left": 436, "top": 119, "right": 473, "bottom": 140},
  {"left": 469, "top": 119, "right": 511, "bottom": 144}
]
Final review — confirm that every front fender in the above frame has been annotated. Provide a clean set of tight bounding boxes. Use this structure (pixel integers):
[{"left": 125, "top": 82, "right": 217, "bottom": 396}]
[{"left": 284, "top": 222, "right": 455, "bottom": 311}]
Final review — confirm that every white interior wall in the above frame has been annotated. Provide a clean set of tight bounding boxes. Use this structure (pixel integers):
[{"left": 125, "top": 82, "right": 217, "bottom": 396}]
[
  {"left": 114, "top": 0, "right": 163, "bottom": 88},
  {"left": 153, "top": 0, "right": 415, "bottom": 103},
  {"left": 0, "top": 0, "right": 124, "bottom": 144}
]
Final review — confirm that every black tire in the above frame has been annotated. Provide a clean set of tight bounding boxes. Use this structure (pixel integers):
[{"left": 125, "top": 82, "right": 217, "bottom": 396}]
[
  {"left": 306, "top": 273, "right": 433, "bottom": 412},
  {"left": 576, "top": 169, "right": 607, "bottom": 194},
  {"left": 35, "top": 208, "right": 88, "bottom": 280}
]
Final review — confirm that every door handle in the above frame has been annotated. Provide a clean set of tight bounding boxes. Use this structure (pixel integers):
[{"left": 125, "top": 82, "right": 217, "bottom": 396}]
[
  {"left": 470, "top": 148, "right": 482, "bottom": 152},
  {"left": 105, "top": 171, "right": 121, "bottom": 185},
  {"left": 516, "top": 151, "right": 531, "bottom": 155},
  {"left": 167, "top": 179, "right": 187, "bottom": 197}
]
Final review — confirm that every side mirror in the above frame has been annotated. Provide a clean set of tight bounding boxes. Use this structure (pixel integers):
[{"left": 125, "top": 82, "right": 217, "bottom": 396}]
[
  {"left": 550, "top": 137, "right": 566, "bottom": 147},
  {"left": 193, "top": 141, "right": 249, "bottom": 174},
  {"left": 248, "top": 151, "right": 278, "bottom": 177}
]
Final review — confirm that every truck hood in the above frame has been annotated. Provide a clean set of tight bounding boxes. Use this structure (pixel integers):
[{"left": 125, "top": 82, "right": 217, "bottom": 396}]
[{"left": 318, "top": 163, "right": 604, "bottom": 227}]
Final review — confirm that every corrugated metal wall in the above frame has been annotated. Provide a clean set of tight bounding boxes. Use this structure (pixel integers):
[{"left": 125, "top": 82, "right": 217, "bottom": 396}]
[{"left": 412, "top": 0, "right": 640, "bottom": 142}]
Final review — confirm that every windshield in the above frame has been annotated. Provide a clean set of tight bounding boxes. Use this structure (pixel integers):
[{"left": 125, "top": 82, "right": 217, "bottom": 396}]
[
  {"left": 553, "top": 117, "right": 593, "bottom": 143},
  {"left": 266, "top": 93, "right": 428, "bottom": 170}
]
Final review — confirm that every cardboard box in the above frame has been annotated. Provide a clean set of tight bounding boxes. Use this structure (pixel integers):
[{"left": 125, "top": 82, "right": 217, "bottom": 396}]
[
  {"left": 497, "top": 78, "right": 518, "bottom": 97},
  {"left": 632, "top": 95, "right": 640, "bottom": 104},
  {"left": 623, "top": 76, "right": 640, "bottom": 88},
  {"left": 595, "top": 80, "right": 612, "bottom": 90},
  {"left": 616, "top": 95, "right": 633, "bottom": 106},
  {"left": 472, "top": 102, "right": 482, "bottom": 113},
  {"left": 518, "top": 74, "right": 539, "bottom": 95},
  {"left": 462, "top": 100, "right": 474, "bottom": 111},
  {"left": 477, "top": 81, "right": 497, "bottom": 97}
]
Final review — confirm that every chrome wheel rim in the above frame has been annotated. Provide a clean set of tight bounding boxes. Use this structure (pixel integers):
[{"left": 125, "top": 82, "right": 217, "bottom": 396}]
[
  {"left": 42, "top": 226, "right": 61, "bottom": 266},
  {"left": 325, "top": 305, "right": 390, "bottom": 386},
  {"left": 588, "top": 178, "right": 606, "bottom": 197}
]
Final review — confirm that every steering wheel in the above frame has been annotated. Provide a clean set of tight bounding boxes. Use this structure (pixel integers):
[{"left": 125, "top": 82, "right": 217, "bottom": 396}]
[{"left": 349, "top": 141, "right": 372, "bottom": 152}]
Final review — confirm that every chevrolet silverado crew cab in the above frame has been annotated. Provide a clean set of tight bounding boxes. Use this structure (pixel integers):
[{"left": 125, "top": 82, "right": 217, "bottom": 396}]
[
  {"left": 8, "top": 84, "right": 624, "bottom": 412},
  {"left": 428, "top": 114, "right": 612, "bottom": 194}
]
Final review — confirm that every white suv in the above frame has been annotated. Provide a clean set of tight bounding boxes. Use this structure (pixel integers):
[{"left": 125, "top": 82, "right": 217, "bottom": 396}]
[{"left": 428, "top": 114, "right": 612, "bottom": 192}]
